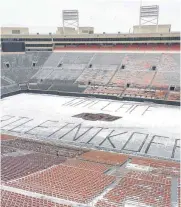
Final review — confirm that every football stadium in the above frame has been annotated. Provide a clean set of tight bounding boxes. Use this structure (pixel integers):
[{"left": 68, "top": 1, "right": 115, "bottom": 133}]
[{"left": 0, "top": 1, "right": 180, "bottom": 207}]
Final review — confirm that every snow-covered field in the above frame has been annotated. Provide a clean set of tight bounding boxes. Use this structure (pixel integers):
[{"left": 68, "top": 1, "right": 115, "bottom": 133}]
[{"left": 1, "top": 93, "right": 180, "bottom": 161}]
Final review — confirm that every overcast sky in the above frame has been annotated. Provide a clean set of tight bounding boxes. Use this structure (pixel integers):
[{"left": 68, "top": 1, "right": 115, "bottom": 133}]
[{"left": 0, "top": 0, "right": 180, "bottom": 34}]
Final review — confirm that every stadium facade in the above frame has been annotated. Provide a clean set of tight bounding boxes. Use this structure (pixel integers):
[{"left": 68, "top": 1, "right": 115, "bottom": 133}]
[{"left": 1, "top": 24, "right": 180, "bottom": 52}]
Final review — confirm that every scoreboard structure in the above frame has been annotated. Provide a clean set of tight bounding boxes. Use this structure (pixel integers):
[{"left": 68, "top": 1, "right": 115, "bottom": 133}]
[
  {"left": 139, "top": 5, "right": 159, "bottom": 32},
  {"left": 2, "top": 41, "right": 25, "bottom": 52},
  {"left": 62, "top": 10, "right": 79, "bottom": 34}
]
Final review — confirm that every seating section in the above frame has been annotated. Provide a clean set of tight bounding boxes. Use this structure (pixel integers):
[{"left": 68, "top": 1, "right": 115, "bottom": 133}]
[
  {"left": 1, "top": 52, "right": 180, "bottom": 103},
  {"left": 1, "top": 67, "right": 39, "bottom": 83},
  {"left": 122, "top": 53, "right": 162, "bottom": 70},
  {"left": 1, "top": 134, "right": 180, "bottom": 207},
  {"left": 76, "top": 65, "right": 117, "bottom": 85},
  {"left": 167, "top": 91, "right": 180, "bottom": 102},
  {"left": 1, "top": 52, "right": 51, "bottom": 85},
  {"left": 9, "top": 164, "right": 115, "bottom": 203},
  {"left": 62, "top": 52, "right": 94, "bottom": 64},
  {"left": 95, "top": 200, "right": 119, "bottom": 207},
  {"left": 84, "top": 86, "right": 124, "bottom": 96},
  {"left": 157, "top": 53, "right": 180, "bottom": 71},
  {"left": 46, "top": 68, "right": 85, "bottom": 82},
  {"left": 1, "top": 52, "right": 51, "bottom": 69},
  {"left": 130, "top": 157, "right": 180, "bottom": 176},
  {"left": 109, "top": 53, "right": 162, "bottom": 88},
  {"left": 0, "top": 134, "right": 18, "bottom": 141},
  {"left": 55, "top": 44, "right": 180, "bottom": 51},
  {"left": 1, "top": 145, "right": 17, "bottom": 154},
  {"left": 62, "top": 159, "right": 110, "bottom": 173},
  {"left": 32, "top": 53, "right": 89, "bottom": 82},
  {"left": 151, "top": 72, "right": 180, "bottom": 89},
  {"left": 91, "top": 53, "right": 124, "bottom": 65},
  {"left": 122, "top": 88, "right": 167, "bottom": 100},
  {"left": 110, "top": 70, "right": 155, "bottom": 88},
  {"left": 1, "top": 190, "right": 70, "bottom": 207},
  {"left": 43, "top": 52, "right": 65, "bottom": 68},
  {"left": 178, "top": 178, "right": 181, "bottom": 207},
  {"left": 104, "top": 171, "right": 171, "bottom": 207},
  {"left": 1, "top": 153, "right": 65, "bottom": 181},
  {"left": 2, "top": 138, "right": 84, "bottom": 157},
  {"left": 63, "top": 64, "right": 86, "bottom": 70},
  {"left": 80, "top": 150, "right": 129, "bottom": 165},
  {"left": 27, "top": 51, "right": 52, "bottom": 67},
  {"left": 31, "top": 68, "right": 54, "bottom": 81}
]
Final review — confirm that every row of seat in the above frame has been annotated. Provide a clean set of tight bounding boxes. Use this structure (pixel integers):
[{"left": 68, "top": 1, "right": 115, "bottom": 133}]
[
  {"left": 1, "top": 52, "right": 180, "bottom": 103},
  {"left": 131, "top": 157, "right": 180, "bottom": 176},
  {"left": 76, "top": 67, "right": 117, "bottom": 85},
  {"left": 2, "top": 52, "right": 179, "bottom": 72},
  {"left": 84, "top": 86, "right": 124, "bottom": 96},
  {"left": 9, "top": 164, "right": 115, "bottom": 203},
  {"left": 2, "top": 136, "right": 180, "bottom": 206},
  {"left": 104, "top": 171, "right": 171, "bottom": 207},
  {"left": 1, "top": 52, "right": 51, "bottom": 69},
  {"left": 2, "top": 138, "right": 84, "bottom": 158},
  {"left": 1, "top": 190, "right": 69, "bottom": 207},
  {"left": 84, "top": 86, "right": 180, "bottom": 101},
  {"left": 55, "top": 44, "right": 180, "bottom": 51},
  {"left": 1, "top": 153, "right": 65, "bottom": 181},
  {"left": 1, "top": 53, "right": 179, "bottom": 85},
  {"left": 1, "top": 82, "right": 180, "bottom": 102}
]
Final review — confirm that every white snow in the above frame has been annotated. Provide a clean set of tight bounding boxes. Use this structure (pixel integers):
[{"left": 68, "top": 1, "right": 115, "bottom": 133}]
[{"left": 1, "top": 93, "right": 180, "bottom": 160}]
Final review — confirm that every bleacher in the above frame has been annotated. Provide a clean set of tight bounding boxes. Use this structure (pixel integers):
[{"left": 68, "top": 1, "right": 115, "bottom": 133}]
[
  {"left": 32, "top": 65, "right": 86, "bottom": 83},
  {"left": 121, "top": 53, "right": 161, "bottom": 70},
  {"left": 122, "top": 88, "right": 168, "bottom": 100},
  {"left": 1, "top": 52, "right": 51, "bottom": 69},
  {"left": 1, "top": 51, "right": 180, "bottom": 103},
  {"left": 42, "top": 52, "right": 65, "bottom": 68},
  {"left": 1, "top": 78, "right": 11, "bottom": 87},
  {"left": 62, "top": 53, "right": 94, "bottom": 64},
  {"left": 1, "top": 67, "right": 39, "bottom": 84},
  {"left": 76, "top": 65, "right": 117, "bottom": 85},
  {"left": 47, "top": 68, "right": 84, "bottom": 82},
  {"left": 55, "top": 44, "right": 180, "bottom": 51},
  {"left": 151, "top": 72, "right": 180, "bottom": 89},
  {"left": 91, "top": 53, "right": 124, "bottom": 65},
  {"left": 167, "top": 91, "right": 180, "bottom": 102},
  {"left": 1, "top": 52, "right": 52, "bottom": 85},
  {"left": 110, "top": 70, "right": 155, "bottom": 88},
  {"left": 157, "top": 53, "right": 180, "bottom": 71},
  {"left": 84, "top": 86, "right": 124, "bottom": 96},
  {"left": 30, "top": 68, "right": 54, "bottom": 82}
]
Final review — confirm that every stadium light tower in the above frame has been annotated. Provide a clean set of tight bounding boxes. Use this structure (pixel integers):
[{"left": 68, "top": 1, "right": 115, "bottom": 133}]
[
  {"left": 62, "top": 10, "right": 79, "bottom": 34},
  {"left": 139, "top": 5, "right": 159, "bottom": 32}
]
